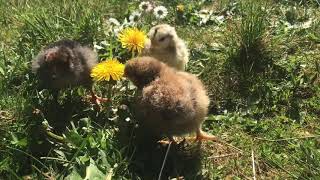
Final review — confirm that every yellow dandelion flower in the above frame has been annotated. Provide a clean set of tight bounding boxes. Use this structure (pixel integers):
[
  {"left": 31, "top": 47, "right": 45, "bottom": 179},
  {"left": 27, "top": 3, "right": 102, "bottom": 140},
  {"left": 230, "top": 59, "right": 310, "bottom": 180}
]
[
  {"left": 176, "top": 4, "right": 184, "bottom": 12},
  {"left": 118, "top": 27, "right": 146, "bottom": 54},
  {"left": 91, "top": 59, "right": 124, "bottom": 82}
]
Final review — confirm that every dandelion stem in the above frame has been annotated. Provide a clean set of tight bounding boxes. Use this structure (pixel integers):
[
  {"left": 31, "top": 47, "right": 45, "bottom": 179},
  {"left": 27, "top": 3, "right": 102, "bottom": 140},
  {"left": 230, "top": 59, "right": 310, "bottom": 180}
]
[
  {"left": 45, "top": 130, "right": 65, "bottom": 142},
  {"left": 131, "top": 50, "right": 136, "bottom": 59},
  {"left": 109, "top": 42, "right": 113, "bottom": 58}
]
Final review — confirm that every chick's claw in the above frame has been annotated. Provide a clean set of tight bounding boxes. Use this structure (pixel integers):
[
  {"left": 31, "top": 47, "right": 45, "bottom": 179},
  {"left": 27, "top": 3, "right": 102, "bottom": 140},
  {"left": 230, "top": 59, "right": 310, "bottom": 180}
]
[
  {"left": 195, "top": 130, "right": 219, "bottom": 142},
  {"left": 157, "top": 140, "right": 172, "bottom": 145},
  {"left": 158, "top": 136, "right": 176, "bottom": 145}
]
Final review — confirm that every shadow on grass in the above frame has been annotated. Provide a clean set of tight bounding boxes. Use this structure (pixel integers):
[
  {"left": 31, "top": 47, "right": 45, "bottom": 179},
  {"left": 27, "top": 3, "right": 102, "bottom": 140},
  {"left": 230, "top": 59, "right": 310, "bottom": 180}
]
[
  {"left": 116, "top": 119, "right": 205, "bottom": 179},
  {"left": 16, "top": 87, "right": 96, "bottom": 175},
  {"left": 15, "top": 81, "right": 206, "bottom": 179}
]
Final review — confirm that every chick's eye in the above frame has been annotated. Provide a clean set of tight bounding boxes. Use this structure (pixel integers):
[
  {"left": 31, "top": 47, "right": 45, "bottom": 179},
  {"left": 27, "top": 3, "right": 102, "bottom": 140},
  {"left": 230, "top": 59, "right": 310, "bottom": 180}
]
[{"left": 159, "top": 37, "right": 166, "bottom": 42}]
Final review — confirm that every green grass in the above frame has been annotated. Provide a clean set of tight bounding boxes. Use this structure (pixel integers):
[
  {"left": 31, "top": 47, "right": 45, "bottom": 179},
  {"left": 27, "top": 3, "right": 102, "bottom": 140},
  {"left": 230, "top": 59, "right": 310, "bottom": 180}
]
[{"left": 1, "top": 0, "right": 320, "bottom": 179}]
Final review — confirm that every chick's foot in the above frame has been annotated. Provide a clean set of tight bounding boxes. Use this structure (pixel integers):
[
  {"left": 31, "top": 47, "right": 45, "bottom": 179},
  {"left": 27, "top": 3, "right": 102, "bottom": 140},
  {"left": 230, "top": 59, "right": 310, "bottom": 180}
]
[
  {"left": 195, "top": 129, "right": 219, "bottom": 142},
  {"left": 158, "top": 136, "right": 176, "bottom": 145}
]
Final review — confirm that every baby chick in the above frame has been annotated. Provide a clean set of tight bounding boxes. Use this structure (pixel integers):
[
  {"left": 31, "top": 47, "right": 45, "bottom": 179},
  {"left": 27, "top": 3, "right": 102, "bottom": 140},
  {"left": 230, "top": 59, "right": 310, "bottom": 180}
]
[
  {"left": 142, "top": 24, "right": 189, "bottom": 71},
  {"left": 124, "top": 56, "right": 217, "bottom": 143},
  {"left": 32, "top": 39, "right": 106, "bottom": 105}
]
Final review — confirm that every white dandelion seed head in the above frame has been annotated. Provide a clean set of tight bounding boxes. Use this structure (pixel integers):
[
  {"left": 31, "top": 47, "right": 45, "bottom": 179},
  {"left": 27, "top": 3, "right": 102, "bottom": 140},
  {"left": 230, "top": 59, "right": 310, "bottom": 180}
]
[
  {"left": 112, "top": 108, "right": 118, "bottom": 113},
  {"left": 198, "top": 9, "right": 213, "bottom": 18},
  {"left": 122, "top": 18, "right": 131, "bottom": 27},
  {"left": 129, "top": 11, "right": 141, "bottom": 24},
  {"left": 153, "top": 6, "right": 168, "bottom": 19},
  {"left": 210, "top": 15, "right": 225, "bottom": 24},
  {"left": 108, "top": 18, "right": 120, "bottom": 26},
  {"left": 104, "top": 18, "right": 122, "bottom": 36},
  {"left": 108, "top": 115, "right": 118, "bottom": 121},
  {"left": 199, "top": 9, "right": 209, "bottom": 14},
  {"left": 197, "top": 9, "right": 213, "bottom": 25},
  {"left": 199, "top": 16, "right": 210, "bottom": 25},
  {"left": 94, "top": 44, "right": 104, "bottom": 50},
  {"left": 110, "top": 18, "right": 131, "bottom": 36},
  {"left": 139, "top": 1, "right": 153, "bottom": 12},
  {"left": 113, "top": 27, "right": 123, "bottom": 36},
  {"left": 82, "top": 127, "right": 90, "bottom": 132},
  {"left": 216, "top": 15, "right": 225, "bottom": 22}
]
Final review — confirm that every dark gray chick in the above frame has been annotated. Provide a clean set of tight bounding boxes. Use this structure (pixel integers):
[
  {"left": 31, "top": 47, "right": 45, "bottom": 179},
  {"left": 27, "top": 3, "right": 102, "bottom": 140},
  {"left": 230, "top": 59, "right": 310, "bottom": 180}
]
[{"left": 32, "top": 39, "right": 106, "bottom": 104}]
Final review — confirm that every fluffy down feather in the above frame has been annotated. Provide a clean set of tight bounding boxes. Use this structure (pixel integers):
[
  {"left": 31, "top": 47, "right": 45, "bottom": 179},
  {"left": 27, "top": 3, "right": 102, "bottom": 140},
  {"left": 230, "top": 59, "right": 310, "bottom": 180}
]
[
  {"left": 32, "top": 39, "right": 97, "bottom": 90},
  {"left": 142, "top": 24, "right": 189, "bottom": 71},
  {"left": 125, "top": 56, "right": 215, "bottom": 142}
]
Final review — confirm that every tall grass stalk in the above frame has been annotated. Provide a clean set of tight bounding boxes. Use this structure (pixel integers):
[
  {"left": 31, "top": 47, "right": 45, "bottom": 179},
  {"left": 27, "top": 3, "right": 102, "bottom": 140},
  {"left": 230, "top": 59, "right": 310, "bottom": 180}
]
[{"left": 227, "top": 0, "right": 270, "bottom": 78}]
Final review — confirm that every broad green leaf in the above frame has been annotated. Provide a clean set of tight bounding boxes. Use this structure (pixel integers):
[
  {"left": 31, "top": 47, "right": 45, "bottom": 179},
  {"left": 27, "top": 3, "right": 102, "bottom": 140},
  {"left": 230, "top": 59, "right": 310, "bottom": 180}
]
[
  {"left": 0, "top": 157, "right": 10, "bottom": 171},
  {"left": 84, "top": 159, "right": 106, "bottom": 180},
  {"left": 0, "top": 67, "right": 4, "bottom": 76},
  {"left": 65, "top": 131, "right": 84, "bottom": 147},
  {"left": 65, "top": 168, "right": 83, "bottom": 180},
  {"left": 105, "top": 168, "right": 114, "bottom": 180},
  {"left": 10, "top": 133, "right": 28, "bottom": 147}
]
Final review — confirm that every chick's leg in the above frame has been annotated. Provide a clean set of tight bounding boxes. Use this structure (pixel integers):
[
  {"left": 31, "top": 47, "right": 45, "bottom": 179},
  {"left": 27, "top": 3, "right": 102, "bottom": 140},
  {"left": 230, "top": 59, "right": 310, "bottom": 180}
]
[
  {"left": 158, "top": 136, "right": 176, "bottom": 145},
  {"left": 196, "top": 128, "right": 243, "bottom": 153},
  {"left": 195, "top": 128, "right": 219, "bottom": 141}
]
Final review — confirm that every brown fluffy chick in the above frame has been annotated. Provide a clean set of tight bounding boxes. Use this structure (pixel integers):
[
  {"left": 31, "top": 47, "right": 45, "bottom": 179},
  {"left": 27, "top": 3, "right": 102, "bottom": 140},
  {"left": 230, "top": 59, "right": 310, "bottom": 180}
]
[
  {"left": 32, "top": 39, "right": 106, "bottom": 104},
  {"left": 124, "top": 56, "right": 217, "bottom": 143},
  {"left": 142, "top": 24, "right": 189, "bottom": 71}
]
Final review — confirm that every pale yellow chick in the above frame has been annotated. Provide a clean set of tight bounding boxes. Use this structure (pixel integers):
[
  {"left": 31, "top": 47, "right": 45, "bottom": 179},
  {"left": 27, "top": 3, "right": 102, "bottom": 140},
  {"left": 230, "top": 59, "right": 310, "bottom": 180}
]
[{"left": 142, "top": 24, "right": 189, "bottom": 71}]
